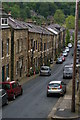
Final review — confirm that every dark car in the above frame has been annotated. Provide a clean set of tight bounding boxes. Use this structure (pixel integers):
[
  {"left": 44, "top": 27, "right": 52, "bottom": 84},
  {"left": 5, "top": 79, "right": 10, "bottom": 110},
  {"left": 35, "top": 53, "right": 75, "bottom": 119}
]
[
  {"left": 47, "top": 81, "right": 66, "bottom": 97},
  {"left": 1, "top": 81, "right": 23, "bottom": 100},
  {"left": 40, "top": 66, "right": 51, "bottom": 76},
  {"left": 56, "top": 57, "right": 63, "bottom": 64},
  {"left": 0, "top": 89, "right": 8, "bottom": 106}
]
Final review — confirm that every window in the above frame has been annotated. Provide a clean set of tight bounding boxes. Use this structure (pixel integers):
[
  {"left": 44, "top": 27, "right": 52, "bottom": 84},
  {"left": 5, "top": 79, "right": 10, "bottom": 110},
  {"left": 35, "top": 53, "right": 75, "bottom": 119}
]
[
  {"left": 44, "top": 43, "right": 46, "bottom": 51},
  {"left": 6, "top": 64, "right": 9, "bottom": 78},
  {"left": 36, "top": 40, "right": 37, "bottom": 50},
  {"left": 1, "top": 18, "right": 8, "bottom": 25},
  {"left": 19, "top": 40, "right": 21, "bottom": 52},
  {"left": 2, "top": 66, "right": 5, "bottom": 82},
  {"left": 7, "top": 39, "right": 9, "bottom": 55},
  {"left": 12, "top": 83, "right": 17, "bottom": 89},
  {"left": 3, "top": 84, "right": 10, "bottom": 90},
  {"left": 16, "top": 61, "right": 19, "bottom": 75},
  {"left": 38, "top": 43, "right": 39, "bottom": 52},
  {"left": 16, "top": 39, "right": 19, "bottom": 53},
  {"left": 2, "top": 41, "right": 3, "bottom": 57},
  {"left": 33, "top": 41, "right": 35, "bottom": 51}
]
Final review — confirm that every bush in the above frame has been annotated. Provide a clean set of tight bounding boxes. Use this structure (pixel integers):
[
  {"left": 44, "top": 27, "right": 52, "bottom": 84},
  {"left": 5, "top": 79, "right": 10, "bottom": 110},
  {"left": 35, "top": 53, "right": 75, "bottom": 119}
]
[{"left": 35, "top": 67, "right": 39, "bottom": 74}]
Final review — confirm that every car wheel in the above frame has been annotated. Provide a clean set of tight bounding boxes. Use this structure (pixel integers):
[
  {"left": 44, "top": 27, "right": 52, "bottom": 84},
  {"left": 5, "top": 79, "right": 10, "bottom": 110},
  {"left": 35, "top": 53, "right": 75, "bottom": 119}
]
[
  {"left": 47, "top": 93, "right": 50, "bottom": 97},
  {"left": 6, "top": 99, "right": 8, "bottom": 105},
  {"left": 13, "top": 94, "right": 16, "bottom": 100},
  {"left": 20, "top": 89, "right": 23, "bottom": 95},
  {"left": 65, "top": 88, "right": 66, "bottom": 93}
]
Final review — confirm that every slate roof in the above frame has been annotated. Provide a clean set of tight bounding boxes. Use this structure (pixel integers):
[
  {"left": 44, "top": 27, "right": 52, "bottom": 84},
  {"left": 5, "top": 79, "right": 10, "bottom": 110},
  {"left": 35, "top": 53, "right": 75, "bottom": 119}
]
[
  {"left": 9, "top": 17, "right": 53, "bottom": 35},
  {"left": 8, "top": 17, "right": 27, "bottom": 30},
  {"left": 46, "top": 24, "right": 65, "bottom": 35}
]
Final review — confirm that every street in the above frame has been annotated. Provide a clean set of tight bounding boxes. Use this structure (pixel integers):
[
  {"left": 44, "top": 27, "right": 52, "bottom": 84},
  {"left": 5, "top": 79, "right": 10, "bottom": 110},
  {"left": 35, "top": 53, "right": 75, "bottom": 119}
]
[{"left": 2, "top": 48, "right": 73, "bottom": 118}]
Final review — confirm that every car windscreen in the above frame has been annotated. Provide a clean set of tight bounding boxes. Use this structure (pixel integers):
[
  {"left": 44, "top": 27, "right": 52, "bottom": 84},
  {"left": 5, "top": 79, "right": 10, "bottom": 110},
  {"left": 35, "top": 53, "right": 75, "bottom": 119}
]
[
  {"left": 49, "top": 83, "right": 60, "bottom": 87},
  {"left": 2, "top": 84, "right": 10, "bottom": 90},
  {"left": 64, "top": 67, "right": 73, "bottom": 72},
  {"left": 41, "top": 67, "right": 49, "bottom": 70}
]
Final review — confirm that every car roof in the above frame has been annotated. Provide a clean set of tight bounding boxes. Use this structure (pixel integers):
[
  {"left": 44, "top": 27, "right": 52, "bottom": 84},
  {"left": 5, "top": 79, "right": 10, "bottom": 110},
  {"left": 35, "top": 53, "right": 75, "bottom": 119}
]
[
  {"left": 49, "top": 81, "right": 62, "bottom": 84},
  {"left": 41, "top": 66, "right": 50, "bottom": 68},
  {"left": 64, "top": 64, "right": 73, "bottom": 68},
  {"left": 1, "top": 81, "right": 16, "bottom": 84}
]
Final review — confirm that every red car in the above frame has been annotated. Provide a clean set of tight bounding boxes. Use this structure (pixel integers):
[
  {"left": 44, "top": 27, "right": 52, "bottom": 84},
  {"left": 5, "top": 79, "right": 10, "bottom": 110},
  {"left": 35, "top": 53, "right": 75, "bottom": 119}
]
[
  {"left": 61, "top": 55, "right": 65, "bottom": 62},
  {"left": 0, "top": 81, "right": 23, "bottom": 100}
]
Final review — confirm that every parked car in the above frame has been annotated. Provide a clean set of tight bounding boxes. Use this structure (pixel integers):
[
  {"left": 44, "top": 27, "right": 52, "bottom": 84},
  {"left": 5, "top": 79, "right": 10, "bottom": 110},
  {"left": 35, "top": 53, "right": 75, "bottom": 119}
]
[
  {"left": 77, "top": 51, "right": 79, "bottom": 57},
  {"left": 63, "top": 64, "right": 73, "bottom": 79},
  {"left": 56, "top": 57, "right": 63, "bottom": 64},
  {"left": 68, "top": 43, "right": 72, "bottom": 48},
  {"left": 65, "top": 47, "right": 70, "bottom": 52},
  {"left": 62, "top": 51, "right": 68, "bottom": 57},
  {"left": 40, "top": 66, "right": 51, "bottom": 76},
  {"left": 77, "top": 44, "right": 80, "bottom": 51},
  {"left": 0, "top": 89, "right": 8, "bottom": 106},
  {"left": 60, "top": 55, "right": 65, "bottom": 62},
  {"left": 76, "top": 58, "right": 79, "bottom": 64},
  {"left": 47, "top": 81, "right": 66, "bottom": 97},
  {"left": 1, "top": 81, "right": 23, "bottom": 100}
]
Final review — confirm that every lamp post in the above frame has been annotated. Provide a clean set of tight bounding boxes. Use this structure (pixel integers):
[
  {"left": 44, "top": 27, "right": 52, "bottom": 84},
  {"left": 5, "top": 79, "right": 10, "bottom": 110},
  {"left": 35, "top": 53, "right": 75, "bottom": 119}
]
[{"left": 71, "top": 0, "right": 79, "bottom": 112}]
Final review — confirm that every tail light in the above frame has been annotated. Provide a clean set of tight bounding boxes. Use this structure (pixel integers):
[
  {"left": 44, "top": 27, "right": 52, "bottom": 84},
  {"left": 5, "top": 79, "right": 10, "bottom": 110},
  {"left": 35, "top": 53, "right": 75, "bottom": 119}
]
[
  {"left": 60, "top": 85, "right": 62, "bottom": 89},
  {"left": 47, "top": 86, "right": 49, "bottom": 89}
]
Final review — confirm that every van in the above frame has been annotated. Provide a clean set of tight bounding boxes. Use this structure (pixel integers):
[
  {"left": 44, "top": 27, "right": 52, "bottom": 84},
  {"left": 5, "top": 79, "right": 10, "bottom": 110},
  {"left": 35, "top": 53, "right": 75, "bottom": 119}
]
[{"left": 63, "top": 64, "right": 73, "bottom": 79}]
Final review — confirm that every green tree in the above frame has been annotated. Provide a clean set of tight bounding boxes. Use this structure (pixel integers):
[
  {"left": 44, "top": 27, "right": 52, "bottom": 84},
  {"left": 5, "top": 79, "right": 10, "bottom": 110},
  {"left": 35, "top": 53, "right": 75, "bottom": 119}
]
[
  {"left": 10, "top": 4, "right": 20, "bottom": 18},
  {"left": 65, "top": 15, "right": 75, "bottom": 29},
  {"left": 39, "top": 3, "right": 49, "bottom": 18},
  {"left": 72, "top": 32, "right": 74, "bottom": 45},
  {"left": 54, "top": 9, "right": 65, "bottom": 24},
  {"left": 65, "top": 30, "right": 70, "bottom": 46}
]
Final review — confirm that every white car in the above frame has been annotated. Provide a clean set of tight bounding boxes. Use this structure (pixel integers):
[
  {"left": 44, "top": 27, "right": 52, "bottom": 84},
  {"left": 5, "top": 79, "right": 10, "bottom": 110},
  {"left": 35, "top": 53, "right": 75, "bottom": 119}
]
[
  {"left": 47, "top": 81, "right": 66, "bottom": 97},
  {"left": 65, "top": 47, "right": 70, "bottom": 52},
  {"left": 68, "top": 43, "right": 72, "bottom": 48},
  {"left": 63, "top": 51, "right": 68, "bottom": 57}
]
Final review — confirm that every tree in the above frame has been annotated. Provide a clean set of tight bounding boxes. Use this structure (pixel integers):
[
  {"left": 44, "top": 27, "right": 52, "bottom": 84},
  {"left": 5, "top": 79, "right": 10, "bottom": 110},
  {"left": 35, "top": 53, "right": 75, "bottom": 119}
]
[
  {"left": 72, "top": 32, "right": 74, "bottom": 45},
  {"left": 10, "top": 4, "right": 20, "bottom": 18},
  {"left": 65, "top": 15, "right": 75, "bottom": 29},
  {"left": 39, "top": 3, "right": 49, "bottom": 18},
  {"left": 65, "top": 29, "right": 70, "bottom": 46},
  {"left": 54, "top": 9, "right": 65, "bottom": 24}
]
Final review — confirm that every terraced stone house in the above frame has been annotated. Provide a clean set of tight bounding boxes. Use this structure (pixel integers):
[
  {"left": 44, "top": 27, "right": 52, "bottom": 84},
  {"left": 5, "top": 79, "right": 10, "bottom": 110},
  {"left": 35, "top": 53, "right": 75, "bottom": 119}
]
[
  {"left": 1, "top": 9, "right": 66, "bottom": 82},
  {"left": 0, "top": 8, "right": 11, "bottom": 82}
]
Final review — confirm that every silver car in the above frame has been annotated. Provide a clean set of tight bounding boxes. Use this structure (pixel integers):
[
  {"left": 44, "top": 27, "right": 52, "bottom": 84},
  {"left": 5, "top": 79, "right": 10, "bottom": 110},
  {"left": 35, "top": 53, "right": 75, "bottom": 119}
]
[
  {"left": 47, "top": 81, "right": 66, "bottom": 97},
  {"left": 63, "top": 64, "right": 73, "bottom": 79},
  {"left": 40, "top": 66, "right": 51, "bottom": 76}
]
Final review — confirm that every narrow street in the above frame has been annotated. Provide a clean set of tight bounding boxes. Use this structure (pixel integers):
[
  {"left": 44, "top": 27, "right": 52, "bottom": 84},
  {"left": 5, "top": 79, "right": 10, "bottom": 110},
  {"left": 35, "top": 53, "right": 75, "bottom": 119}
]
[{"left": 2, "top": 48, "right": 73, "bottom": 118}]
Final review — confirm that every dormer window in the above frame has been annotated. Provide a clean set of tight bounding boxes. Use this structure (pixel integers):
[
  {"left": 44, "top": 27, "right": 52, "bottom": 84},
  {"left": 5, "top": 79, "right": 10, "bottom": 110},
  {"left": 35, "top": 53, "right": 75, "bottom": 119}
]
[{"left": 1, "top": 18, "right": 8, "bottom": 25}]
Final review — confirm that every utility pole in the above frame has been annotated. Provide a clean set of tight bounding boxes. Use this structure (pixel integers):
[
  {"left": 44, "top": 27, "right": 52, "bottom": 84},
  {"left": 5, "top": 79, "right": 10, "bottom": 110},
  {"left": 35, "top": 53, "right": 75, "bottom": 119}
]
[{"left": 71, "top": 0, "right": 79, "bottom": 112}]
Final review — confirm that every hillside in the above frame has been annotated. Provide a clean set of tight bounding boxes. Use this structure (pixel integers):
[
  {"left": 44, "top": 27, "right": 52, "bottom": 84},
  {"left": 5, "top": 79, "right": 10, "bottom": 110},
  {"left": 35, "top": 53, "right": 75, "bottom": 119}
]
[{"left": 2, "top": 2, "right": 80, "bottom": 28}]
